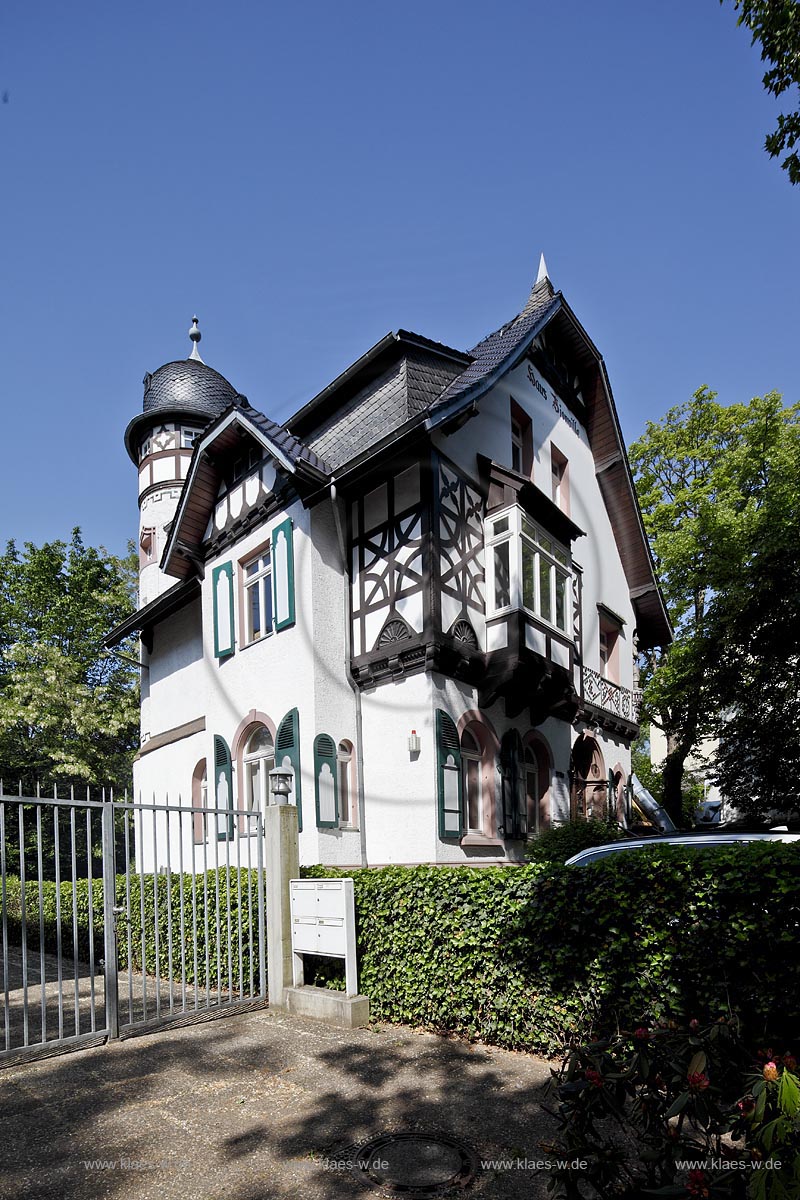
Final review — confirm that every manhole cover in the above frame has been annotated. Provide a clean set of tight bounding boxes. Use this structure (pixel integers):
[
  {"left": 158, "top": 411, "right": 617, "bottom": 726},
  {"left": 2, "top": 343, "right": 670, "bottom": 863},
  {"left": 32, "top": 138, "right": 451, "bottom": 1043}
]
[{"left": 346, "top": 1131, "right": 478, "bottom": 1196}]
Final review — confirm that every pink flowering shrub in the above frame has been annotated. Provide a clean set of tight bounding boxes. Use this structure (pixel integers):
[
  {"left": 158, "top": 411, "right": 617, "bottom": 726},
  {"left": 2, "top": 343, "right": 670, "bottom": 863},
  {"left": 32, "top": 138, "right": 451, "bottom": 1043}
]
[{"left": 547, "top": 1018, "right": 799, "bottom": 1199}]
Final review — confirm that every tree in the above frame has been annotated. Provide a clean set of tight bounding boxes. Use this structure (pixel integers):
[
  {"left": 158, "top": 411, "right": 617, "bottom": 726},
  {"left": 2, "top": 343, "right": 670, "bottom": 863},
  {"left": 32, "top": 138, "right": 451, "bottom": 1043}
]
[
  {"left": 725, "top": 0, "right": 800, "bottom": 183},
  {"left": 0, "top": 530, "right": 139, "bottom": 790},
  {"left": 629, "top": 388, "right": 800, "bottom": 824},
  {"left": 702, "top": 408, "right": 800, "bottom": 818}
]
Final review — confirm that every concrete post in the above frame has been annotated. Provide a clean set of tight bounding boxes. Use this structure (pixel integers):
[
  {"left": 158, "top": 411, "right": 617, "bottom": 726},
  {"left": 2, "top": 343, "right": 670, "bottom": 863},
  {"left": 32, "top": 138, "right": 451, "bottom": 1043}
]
[{"left": 263, "top": 804, "right": 299, "bottom": 1010}]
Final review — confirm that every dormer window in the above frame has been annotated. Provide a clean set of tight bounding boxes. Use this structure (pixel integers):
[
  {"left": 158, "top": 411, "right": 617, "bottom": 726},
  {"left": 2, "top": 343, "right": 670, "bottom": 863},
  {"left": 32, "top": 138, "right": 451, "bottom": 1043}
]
[{"left": 486, "top": 506, "right": 571, "bottom": 635}]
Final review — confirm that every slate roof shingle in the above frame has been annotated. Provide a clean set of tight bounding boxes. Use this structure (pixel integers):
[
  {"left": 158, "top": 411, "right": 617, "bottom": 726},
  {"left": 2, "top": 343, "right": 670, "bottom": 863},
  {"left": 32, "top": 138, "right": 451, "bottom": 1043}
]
[{"left": 431, "top": 281, "right": 561, "bottom": 413}]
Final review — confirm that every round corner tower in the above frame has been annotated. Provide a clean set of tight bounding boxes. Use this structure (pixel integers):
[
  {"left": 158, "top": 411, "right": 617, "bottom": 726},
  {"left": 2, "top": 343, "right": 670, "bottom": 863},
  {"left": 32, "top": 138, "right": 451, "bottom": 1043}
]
[{"left": 124, "top": 319, "right": 239, "bottom": 607}]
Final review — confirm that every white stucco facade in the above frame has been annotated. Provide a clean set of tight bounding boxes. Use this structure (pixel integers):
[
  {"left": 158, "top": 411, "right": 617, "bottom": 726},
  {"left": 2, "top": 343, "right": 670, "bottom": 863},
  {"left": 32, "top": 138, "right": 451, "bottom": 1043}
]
[{"left": 114, "top": 276, "right": 669, "bottom": 870}]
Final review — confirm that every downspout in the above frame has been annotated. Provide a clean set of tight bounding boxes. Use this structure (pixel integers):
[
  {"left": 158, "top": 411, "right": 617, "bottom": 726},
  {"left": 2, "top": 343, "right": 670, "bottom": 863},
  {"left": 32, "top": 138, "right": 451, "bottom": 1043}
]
[{"left": 330, "top": 482, "right": 368, "bottom": 867}]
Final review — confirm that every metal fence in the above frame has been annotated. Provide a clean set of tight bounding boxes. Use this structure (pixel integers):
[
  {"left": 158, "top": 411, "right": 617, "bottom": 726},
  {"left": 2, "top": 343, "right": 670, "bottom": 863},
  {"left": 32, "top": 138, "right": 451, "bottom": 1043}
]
[{"left": 1, "top": 784, "right": 267, "bottom": 1065}]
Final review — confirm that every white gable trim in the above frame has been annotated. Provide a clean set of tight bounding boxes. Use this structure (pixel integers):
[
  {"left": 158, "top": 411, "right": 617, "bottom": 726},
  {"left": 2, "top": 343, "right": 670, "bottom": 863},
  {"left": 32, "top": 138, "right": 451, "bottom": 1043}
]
[{"left": 161, "top": 409, "right": 298, "bottom": 573}]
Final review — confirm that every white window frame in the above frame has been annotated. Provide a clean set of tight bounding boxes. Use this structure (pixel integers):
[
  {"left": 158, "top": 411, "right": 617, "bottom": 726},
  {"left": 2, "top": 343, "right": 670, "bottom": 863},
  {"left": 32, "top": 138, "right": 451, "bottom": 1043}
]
[
  {"left": 485, "top": 505, "right": 572, "bottom": 635},
  {"left": 337, "top": 740, "right": 356, "bottom": 827},
  {"left": 511, "top": 419, "right": 524, "bottom": 474},
  {"left": 243, "top": 726, "right": 275, "bottom": 833},
  {"left": 242, "top": 547, "right": 273, "bottom": 646},
  {"left": 461, "top": 729, "right": 483, "bottom": 834}
]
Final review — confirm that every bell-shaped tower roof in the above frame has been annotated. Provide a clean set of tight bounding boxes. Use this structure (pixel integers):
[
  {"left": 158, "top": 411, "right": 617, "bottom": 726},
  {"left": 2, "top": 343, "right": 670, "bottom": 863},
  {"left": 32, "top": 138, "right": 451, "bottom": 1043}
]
[{"left": 124, "top": 318, "right": 240, "bottom": 462}]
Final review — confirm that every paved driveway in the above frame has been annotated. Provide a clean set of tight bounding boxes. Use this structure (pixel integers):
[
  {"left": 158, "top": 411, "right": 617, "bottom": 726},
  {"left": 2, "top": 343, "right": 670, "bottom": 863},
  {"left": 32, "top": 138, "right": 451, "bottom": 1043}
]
[{"left": 0, "top": 1007, "right": 559, "bottom": 1199}]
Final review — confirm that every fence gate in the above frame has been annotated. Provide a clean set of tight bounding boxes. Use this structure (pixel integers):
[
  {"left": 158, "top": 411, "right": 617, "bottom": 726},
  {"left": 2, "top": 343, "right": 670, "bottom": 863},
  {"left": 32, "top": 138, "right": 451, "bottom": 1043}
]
[{"left": 1, "top": 786, "right": 267, "bottom": 1066}]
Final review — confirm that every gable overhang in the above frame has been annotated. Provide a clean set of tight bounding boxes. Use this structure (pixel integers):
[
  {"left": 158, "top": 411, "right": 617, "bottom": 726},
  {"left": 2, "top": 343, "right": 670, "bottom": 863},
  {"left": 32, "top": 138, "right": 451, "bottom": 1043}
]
[
  {"left": 160, "top": 407, "right": 327, "bottom": 579},
  {"left": 104, "top": 577, "right": 201, "bottom": 650},
  {"left": 425, "top": 296, "right": 564, "bottom": 432}
]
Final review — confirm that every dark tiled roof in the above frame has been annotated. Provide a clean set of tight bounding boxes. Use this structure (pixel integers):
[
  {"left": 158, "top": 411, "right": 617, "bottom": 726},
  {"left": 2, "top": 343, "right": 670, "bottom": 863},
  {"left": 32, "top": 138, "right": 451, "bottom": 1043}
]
[
  {"left": 143, "top": 359, "right": 240, "bottom": 419},
  {"left": 431, "top": 282, "right": 561, "bottom": 413},
  {"left": 302, "top": 340, "right": 469, "bottom": 471},
  {"left": 305, "top": 358, "right": 409, "bottom": 470},
  {"left": 125, "top": 358, "right": 242, "bottom": 463},
  {"left": 238, "top": 403, "right": 331, "bottom": 477}
]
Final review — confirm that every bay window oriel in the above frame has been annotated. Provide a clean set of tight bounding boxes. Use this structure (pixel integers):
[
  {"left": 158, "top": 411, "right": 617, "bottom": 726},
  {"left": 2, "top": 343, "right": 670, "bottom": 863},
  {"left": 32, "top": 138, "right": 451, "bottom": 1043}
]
[{"left": 486, "top": 506, "right": 571, "bottom": 634}]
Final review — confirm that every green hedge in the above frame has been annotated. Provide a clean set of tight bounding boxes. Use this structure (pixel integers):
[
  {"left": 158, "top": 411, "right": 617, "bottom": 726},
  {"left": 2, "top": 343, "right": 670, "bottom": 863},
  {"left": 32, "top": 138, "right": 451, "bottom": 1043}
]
[
  {"left": 525, "top": 817, "right": 624, "bottom": 864},
  {"left": 5, "top": 846, "right": 799, "bottom": 1053},
  {"left": 4, "top": 868, "right": 263, "bottom": 994},
  {"left": 306, "top": 845, "right": 800, "bottom": 1053}
]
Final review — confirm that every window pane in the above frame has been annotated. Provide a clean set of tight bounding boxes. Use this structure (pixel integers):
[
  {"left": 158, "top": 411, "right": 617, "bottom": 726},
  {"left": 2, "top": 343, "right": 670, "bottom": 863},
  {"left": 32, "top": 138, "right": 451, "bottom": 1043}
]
[
  {"left": 493, "top": 516, "right": 509, "bottom": 536},
  {"left": 247, "top": 726, "right": 273, "bottom": 755},
  {"left": 555, "top": 572, "right": 567, "bottom": 631},
  {"left": 246, "top": 761, "right": 259, "bottom": 812},
  {"left": 522, "top": 540, "right": 535, "bottom": 611},
  {"left": 249, "top": 583, "right": 261, "bottom": 638},
  {"left": 339, "top": 760, "right": 349, "bottom": 824},
  {"left": 262, "top": 574, "right": 273, "bottom": 632},
  {"left": 467, "top": 758, "right": 481, "bottom": 829},
  {"left": 554, "top": 547, "right": 568, "bottom": 566},
  {"left": 494, "top": 542, "right": 511, "bottom": 609},
  {"left": 539, "top": 535, "right": 551, "bottom": 555},
  {"left": 521, "top": 517, "right": 535, "bottom": 539},
  {"left": 539, "top": 559, "right": 552, "bottom": 622}
]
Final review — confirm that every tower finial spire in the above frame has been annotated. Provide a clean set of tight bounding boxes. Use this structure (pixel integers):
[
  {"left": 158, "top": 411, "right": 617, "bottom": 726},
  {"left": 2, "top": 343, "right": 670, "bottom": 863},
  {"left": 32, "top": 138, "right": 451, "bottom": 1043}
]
[
  {"left": 535, "top": 252, "right": 550, "bottom": 286},
  {"left": 188, "top": 315, "right": 204, "bottom": 363}
]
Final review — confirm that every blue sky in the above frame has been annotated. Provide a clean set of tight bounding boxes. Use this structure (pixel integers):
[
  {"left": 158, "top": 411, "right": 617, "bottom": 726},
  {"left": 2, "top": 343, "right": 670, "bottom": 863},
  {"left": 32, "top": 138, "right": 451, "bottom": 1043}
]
[{"left": 1, "top": 0, "right": 797, "bottom": 557}]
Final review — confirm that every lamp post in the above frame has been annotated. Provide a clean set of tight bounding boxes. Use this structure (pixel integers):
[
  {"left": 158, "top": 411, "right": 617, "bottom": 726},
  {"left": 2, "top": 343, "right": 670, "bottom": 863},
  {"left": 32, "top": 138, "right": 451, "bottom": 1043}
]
[
  {"left": 269, "top": 765, "right": 293, "bottom": 806},
  {"left": 264, "top": 764, "right": 299, "bottom": 1009}
]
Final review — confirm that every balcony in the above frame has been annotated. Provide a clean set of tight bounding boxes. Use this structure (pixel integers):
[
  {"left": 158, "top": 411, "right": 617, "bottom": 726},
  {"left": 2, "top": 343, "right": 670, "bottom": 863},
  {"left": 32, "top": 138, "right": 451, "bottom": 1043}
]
[{"left": 582, "top": 667, "right": 640, "bottom": 724}]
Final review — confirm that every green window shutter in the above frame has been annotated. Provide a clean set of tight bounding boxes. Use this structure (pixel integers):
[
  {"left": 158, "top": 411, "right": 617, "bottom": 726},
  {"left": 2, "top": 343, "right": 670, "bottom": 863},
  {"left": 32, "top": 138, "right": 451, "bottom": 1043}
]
[
  {"left": 500, "top": 730, "right": 527, "bottom": 840},
  {"left": 213, "top": 735, "right": 234, "bottom": 841},
  {"left": 314, "top": 734, "right": 339, "bottom": 828},
  {"left": 275, "top": 707, "right": 302, "bottom": 831},
  {"left": 272, "top": 519, "right": 295, "bottom": 632},
  {"left": 212, "top": 562, "right": 235, "bottom": 658},
  {"left": 436, "top": 710, "right": 463, "bottom": 839}
]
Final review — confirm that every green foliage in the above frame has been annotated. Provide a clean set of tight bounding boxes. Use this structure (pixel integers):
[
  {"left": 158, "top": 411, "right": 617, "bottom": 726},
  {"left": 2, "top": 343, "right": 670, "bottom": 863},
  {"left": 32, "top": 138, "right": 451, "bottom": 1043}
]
[
  {"left": 733, "top": 1054, "right": 800, "bottom": 1199},
  {"left": 5, "top": 868, "right": 264, "bottom": 994},
  {"left": 725, "top": 0, "right": 800, "bottom": 183},
  {"left": 549, "top": 1018, "right": 744, "bottom": 1198},
  {"left": 7, "top": 847, "right": 800, "bottom": 1057},
  {"left": 0, "top": 530, "right": 139, "bottom": 790},
  {"left": 629, "top": 390, "right": 800, "bottom": 824},
  {"left": 308, "top": 846, "right": 800, "bottom": 1054},
  {"left": 549, "top": 1017, "right": 800, "bottom": 1199},
  {"left": 525, "top": 819, "right": 624, "bottom": 865}
]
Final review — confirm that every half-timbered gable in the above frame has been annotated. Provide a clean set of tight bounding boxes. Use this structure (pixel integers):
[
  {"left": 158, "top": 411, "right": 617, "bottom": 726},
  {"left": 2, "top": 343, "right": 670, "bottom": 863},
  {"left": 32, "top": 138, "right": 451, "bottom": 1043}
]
[{"left": 110, "top": 268, "right": 671, "bottom": 869}]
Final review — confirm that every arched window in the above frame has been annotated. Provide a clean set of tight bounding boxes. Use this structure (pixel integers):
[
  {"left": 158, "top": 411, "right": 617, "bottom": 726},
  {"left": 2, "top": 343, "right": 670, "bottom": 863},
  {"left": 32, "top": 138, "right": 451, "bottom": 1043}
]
[
  {"left": 524, "top": 738, "right": 551, "bottom": 837},
  {"left": 571, "top": 735, "right": 606, "bottom": 821},
  {"left": 338, "top": 740, "right": 355, "bottom": 826},
  {"left": 500, "top": 729, "right": 527, "bottom": 840},
  {"left": 192, "top": 759, "right": 208, "bottom": 844},
  {"left": 461, "top": 729, "right": 482, "bottom": 833},
  {"left": 243, "top": 725, "right": 274, "bottom": 831}
]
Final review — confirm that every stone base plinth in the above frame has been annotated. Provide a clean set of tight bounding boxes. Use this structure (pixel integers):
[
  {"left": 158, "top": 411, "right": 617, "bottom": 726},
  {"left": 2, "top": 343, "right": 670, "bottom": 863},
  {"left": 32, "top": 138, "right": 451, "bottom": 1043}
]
[{"left": 285, "top": 985, "right": 370, "bottom": 1028}]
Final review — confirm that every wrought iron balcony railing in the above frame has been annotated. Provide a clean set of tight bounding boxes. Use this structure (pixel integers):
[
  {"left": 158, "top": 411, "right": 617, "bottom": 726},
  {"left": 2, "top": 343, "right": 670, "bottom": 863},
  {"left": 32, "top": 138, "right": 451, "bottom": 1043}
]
[{"left": 582, "top": 667, "right": 641, "bottom": 722}]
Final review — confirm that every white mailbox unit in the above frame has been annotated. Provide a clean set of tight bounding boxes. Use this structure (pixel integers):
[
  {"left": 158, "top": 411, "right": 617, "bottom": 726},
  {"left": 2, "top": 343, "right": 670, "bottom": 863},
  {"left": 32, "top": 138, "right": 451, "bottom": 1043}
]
[{"left": 289, "top": 878, "right": 358, "bottom": 996}]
